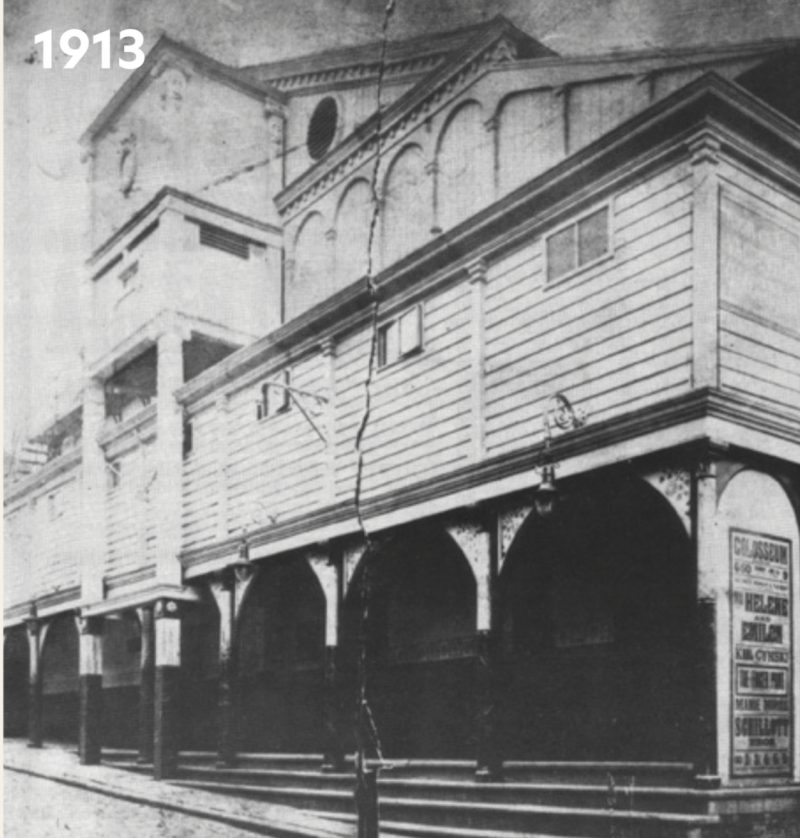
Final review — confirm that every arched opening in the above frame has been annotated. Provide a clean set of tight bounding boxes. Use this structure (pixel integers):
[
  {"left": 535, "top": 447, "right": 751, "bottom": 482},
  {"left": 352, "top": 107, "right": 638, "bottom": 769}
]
[
  {"left": 343, "top": 528, "right": 477, "bottom": 758},
  {"left": 4, "top": 626, "right": 29, "bottom": 737},
  {"left": 288, "top": 212, "right": 330, "bottom": 319},
  {"left": 496, "top": 90, "right": 562, "bottom": 196},
  {"left": 180, "top": 592, "right": 220, "bottom": 750},
  {"left": 381, "top": 145, "right": 429, "bottom": 268},
  {"left": 237, "top": 558, "right": 326, "bottom": 752},
  {"left": 436, "top": 101, "right": 492, "bottom": 230},
  {"left": 499, "top": 474, "right": 695, "bottom": 761},
  {"left": 40, "top": 613, "right": 80, "bottom": 743},
  {"left": 101, "top": 612, "right": 142, "bottom": 748},
  {"left": 334, "top": 178, "right": 372, "bottom": 289}
]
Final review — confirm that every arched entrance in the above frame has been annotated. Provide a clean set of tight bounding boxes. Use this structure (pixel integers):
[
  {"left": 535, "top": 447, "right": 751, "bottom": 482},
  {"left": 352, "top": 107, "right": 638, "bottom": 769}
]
[
  {"left": 101, "top": 612, "right": 142, "bottom": 748},
  {"left": 181, "top": 592, "right": 220, "bottom": 750},
  {"left": 237, "top": 557, "right": 326, "bottom": 752},
  {"left": 499, "top": 474, "right": 695, "bottom": 761},
  {"left": 4, "top": 626, "right": 29, "bottom": 737},
  {"left": 344, "top": 528, "right": 477, "bottom": 759},
  {"left": 40, "top": 613, "right": 79, "bottom": 743}
]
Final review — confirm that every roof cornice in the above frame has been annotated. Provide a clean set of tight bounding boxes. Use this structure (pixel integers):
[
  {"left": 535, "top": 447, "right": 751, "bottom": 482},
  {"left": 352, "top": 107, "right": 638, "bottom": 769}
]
[
  {"left": 176, "top": 72, "right": 800, "bottom": 410},
  {"left": 88, "top": 186, "right": 282, "bottom": 266},
  {"left": 243, "top": 20, "right": 489, "bottom": 92},
  {"left": 81, "top": 35, "right": 286, "bottom": 145},
  {"left": 4, "top": 448, "right": 82, "bottom": 506}
]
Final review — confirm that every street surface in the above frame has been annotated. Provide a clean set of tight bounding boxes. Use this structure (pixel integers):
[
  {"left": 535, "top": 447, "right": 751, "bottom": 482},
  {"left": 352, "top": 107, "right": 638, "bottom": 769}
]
[{"left": 4, "top": 771, "right": 255, "bottom": 837}]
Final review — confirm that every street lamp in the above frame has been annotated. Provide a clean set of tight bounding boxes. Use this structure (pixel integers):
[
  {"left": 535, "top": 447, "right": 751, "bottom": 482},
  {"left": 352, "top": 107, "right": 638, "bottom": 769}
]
[{"left": 535, "top": 393, "right": 586, "bottom": 518}]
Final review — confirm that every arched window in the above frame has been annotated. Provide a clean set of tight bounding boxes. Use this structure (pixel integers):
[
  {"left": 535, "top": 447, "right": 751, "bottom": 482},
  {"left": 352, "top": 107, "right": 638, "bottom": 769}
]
[
  {"left": 497, "top": 91, "right": 562, "bottom": 196},
  {"left": 334, "top": 178, "right": 372, "bottom": 289},
  {"left": 381, "top": 145, "right": 429, "bottom": 269},
  {"left": 436, "top": 102, "right": 492, "bottom": 230},
  {"left": 289, "top": 212, "right": 329, "bottom": 319}
]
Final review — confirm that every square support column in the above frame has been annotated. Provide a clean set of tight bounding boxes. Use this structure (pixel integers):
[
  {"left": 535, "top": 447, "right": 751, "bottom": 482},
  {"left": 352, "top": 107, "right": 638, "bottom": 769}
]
[
  {"left": 308, "top": 552, "right": 345, "bottom": 771},
  {"left": 25, "top": 618, "right": 44, "bottom": 749},
  {"left": 153, "top": 599, "right": 182, "bottom": 780},
  {"left": 209, "top": 572, "right": 237, "bottom": 767},
  {"left": 78, "top": 616, "right": 104, "bottom": 765},
  {"left": 693, "top": 457, "right": 721, "bottom": 786},
  {"left": 154, "top": 327, "right": 185, "bottom": 587},
  {"left": 137, "top": 605, "right": 155, "bottom": 764},
  {"left": 445, "top": 518, "right": 502, "bottom": 780}
]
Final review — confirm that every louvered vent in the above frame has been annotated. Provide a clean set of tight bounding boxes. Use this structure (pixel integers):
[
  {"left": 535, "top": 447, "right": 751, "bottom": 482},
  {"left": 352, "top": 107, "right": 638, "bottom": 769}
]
[{"left": 199, "top": 222, "right": 251, "bottom": 259}]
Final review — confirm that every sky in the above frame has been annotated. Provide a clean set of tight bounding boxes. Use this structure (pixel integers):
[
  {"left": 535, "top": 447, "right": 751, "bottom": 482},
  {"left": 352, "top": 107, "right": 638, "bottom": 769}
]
[{"left": 5, "top": 0, "right": 800, "bottom": 445}]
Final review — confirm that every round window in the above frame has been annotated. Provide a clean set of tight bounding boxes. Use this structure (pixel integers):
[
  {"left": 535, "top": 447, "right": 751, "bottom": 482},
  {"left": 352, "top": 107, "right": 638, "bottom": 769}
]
[{"left": 306, "top": 97, "right": 338, "bottom": 161}]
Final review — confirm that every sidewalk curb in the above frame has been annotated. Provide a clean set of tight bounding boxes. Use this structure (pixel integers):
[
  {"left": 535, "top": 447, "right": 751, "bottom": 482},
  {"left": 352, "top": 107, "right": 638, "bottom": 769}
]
[{"left": 4, "top": 761, "right": 352, "bottom": 838}]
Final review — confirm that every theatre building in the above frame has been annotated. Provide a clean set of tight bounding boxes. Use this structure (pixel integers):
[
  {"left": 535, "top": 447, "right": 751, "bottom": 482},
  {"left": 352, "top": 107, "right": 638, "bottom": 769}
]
[{"left": 4, "top": 17, "right": 800, "bottom": 837}]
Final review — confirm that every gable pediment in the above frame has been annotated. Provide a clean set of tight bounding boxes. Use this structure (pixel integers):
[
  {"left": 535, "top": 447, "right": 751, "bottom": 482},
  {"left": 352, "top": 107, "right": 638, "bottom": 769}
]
[
  {"left": 275, "top": 16, "right": 555, "bottom": 216},
  {"left": 81, "top": 35, "right": 284, "bottom": 146}
]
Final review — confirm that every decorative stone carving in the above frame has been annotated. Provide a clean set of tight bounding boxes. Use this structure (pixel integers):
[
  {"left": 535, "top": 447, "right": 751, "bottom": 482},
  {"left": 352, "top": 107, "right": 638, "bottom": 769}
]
[
  {"left": 640, "top": 465, "right": 692, "bottom": 535},
  {"left": 342, "top": 540, "right": 369, "bottom": 597},
  {"left": 307, "top": 552, "right": 340, "bottom": 646},
  {"left": 445, "top": 521, "right": 491, "bottom": 631},
  {"left": 498, "top": 503, "right": 533, "bottom": 572},
  {"left": 118, "top": 133, "right": 138, "bottom": 197},
  {"left": 157, "top": 67, "right": 188, "bottom": 114},
  {"left": 487, "top": 38, "right": 517, "bottom": 64}
]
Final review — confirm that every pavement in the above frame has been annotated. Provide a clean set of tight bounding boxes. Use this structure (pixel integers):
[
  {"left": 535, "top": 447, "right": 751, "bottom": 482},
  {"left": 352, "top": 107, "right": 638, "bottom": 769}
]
[{"left": 3, "top": 739, "right": 356, "bottom": 838}]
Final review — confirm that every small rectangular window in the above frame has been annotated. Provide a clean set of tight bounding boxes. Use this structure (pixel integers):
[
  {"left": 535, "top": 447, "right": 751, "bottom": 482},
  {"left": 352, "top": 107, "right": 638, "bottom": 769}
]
[
  {"left": 256, "top": 369, "right": 292, "bottom": 419},
  {"left": 198, "top": 222, "right": 252, "bottom": 260},
  {"left": 119, "top": 261, "right": 139, "bottom": 288},
  {"left": 182, "top": 420, "right": 193, "bottom": 459},
  {"left": 378, "top": 305, "right": 423, "bottom": 368},
  {"left": 546, "top": 226, "right": 576, "bottom": 282},
  {"left": 546, "top": 206, "right": 610, "bottom": 284},
  {"left": 108, "top": 461, "right": 122, "bottom": 490},
  {"left": 578, "top": 207, "right": 609, "bottom": 265}
]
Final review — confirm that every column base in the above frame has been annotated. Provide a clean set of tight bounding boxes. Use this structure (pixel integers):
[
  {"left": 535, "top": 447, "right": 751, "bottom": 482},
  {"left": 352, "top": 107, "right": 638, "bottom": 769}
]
[
  {"left": 694, "top": 773, "right": 722, "bottom": 789},
  {"left": 79, "top": 673, "right": 103, "bottom": 765},
  {"left": 153, "top": 665, "right": 180, "bottom": 780},
  {"left": 475, "top": 765, "right": 503, "bottom": 783}
]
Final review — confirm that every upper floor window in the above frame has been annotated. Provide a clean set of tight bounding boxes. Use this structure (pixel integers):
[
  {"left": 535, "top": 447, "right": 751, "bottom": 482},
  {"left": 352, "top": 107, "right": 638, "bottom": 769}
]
[
  {"left": 257, "top": 369, "right": 292, "bottom": 420},
  {"left": 182, "top": 420, "right": 193, "bottom": 459},
  {"left": 378, "top": 305, "right": 423, "bottom": 368},
  {"left": 546, "top": 206, "right": 611, "bottom": 284},
  {"left": 107, "top": 460, "right": 122, "bottom": 491},
  {"left": 198, "top": 222, "right": 255, "bottom": 260}
]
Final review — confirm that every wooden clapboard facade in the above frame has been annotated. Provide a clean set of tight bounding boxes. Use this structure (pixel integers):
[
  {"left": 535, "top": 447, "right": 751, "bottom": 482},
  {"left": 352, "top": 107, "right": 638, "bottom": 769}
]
[{"left": 4, "top": 17, "right": 800, "bottom": 836}]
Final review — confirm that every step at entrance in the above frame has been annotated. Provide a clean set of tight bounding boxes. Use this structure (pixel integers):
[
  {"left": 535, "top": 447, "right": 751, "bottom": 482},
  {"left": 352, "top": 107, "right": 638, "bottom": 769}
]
[{"left": 105, "top": 750, "right": 722, "bottom": 838}]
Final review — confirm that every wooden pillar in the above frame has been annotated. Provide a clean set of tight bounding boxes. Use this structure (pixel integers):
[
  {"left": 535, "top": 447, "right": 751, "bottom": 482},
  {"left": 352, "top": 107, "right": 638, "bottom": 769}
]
[
  {"left": 476, "top": 517, "right": 502, "bottom": 781},
  {"left": 445, "top": 519, "right": 502, "bottom": 780},
  {"left": 693, "top": 456, "right": 721, "bottom": 786},
  {"left": 210, "top": 572, "right": 237, "bottom": 767},
  {"left": 209, "top": 562, "right": 255, "bottom": 768},
  {"left": 80, "top": 378, "right": 107, "bottom": 604},
  {"left": 25, "top": 618, "right": 44, "bottom": 748},
  {"left": 78, "top": 616, "right": 104, "bottom": 765},
  {"left": 155, "top": 326, "right": 185, "bottom": 586},
  {"left": 309, "top": 552, "right": 345, "bottom": 771},
  {"left": 137, "top": 605, "right": 155, "bottom": 763},
  {"left": 153, "top": 599, "right": 182, "bottom": 780}
]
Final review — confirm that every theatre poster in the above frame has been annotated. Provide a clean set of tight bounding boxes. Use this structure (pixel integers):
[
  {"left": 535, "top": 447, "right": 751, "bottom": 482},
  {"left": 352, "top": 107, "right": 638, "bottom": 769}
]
[{"left": 730, "top": 529, "right": 793, "bottom": 777}]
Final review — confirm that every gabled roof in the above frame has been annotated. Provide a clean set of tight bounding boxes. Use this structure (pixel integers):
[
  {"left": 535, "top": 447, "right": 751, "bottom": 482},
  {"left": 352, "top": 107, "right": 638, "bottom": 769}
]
[{"left": 81, "top": 35, "right": 286, "bottom": 145}]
